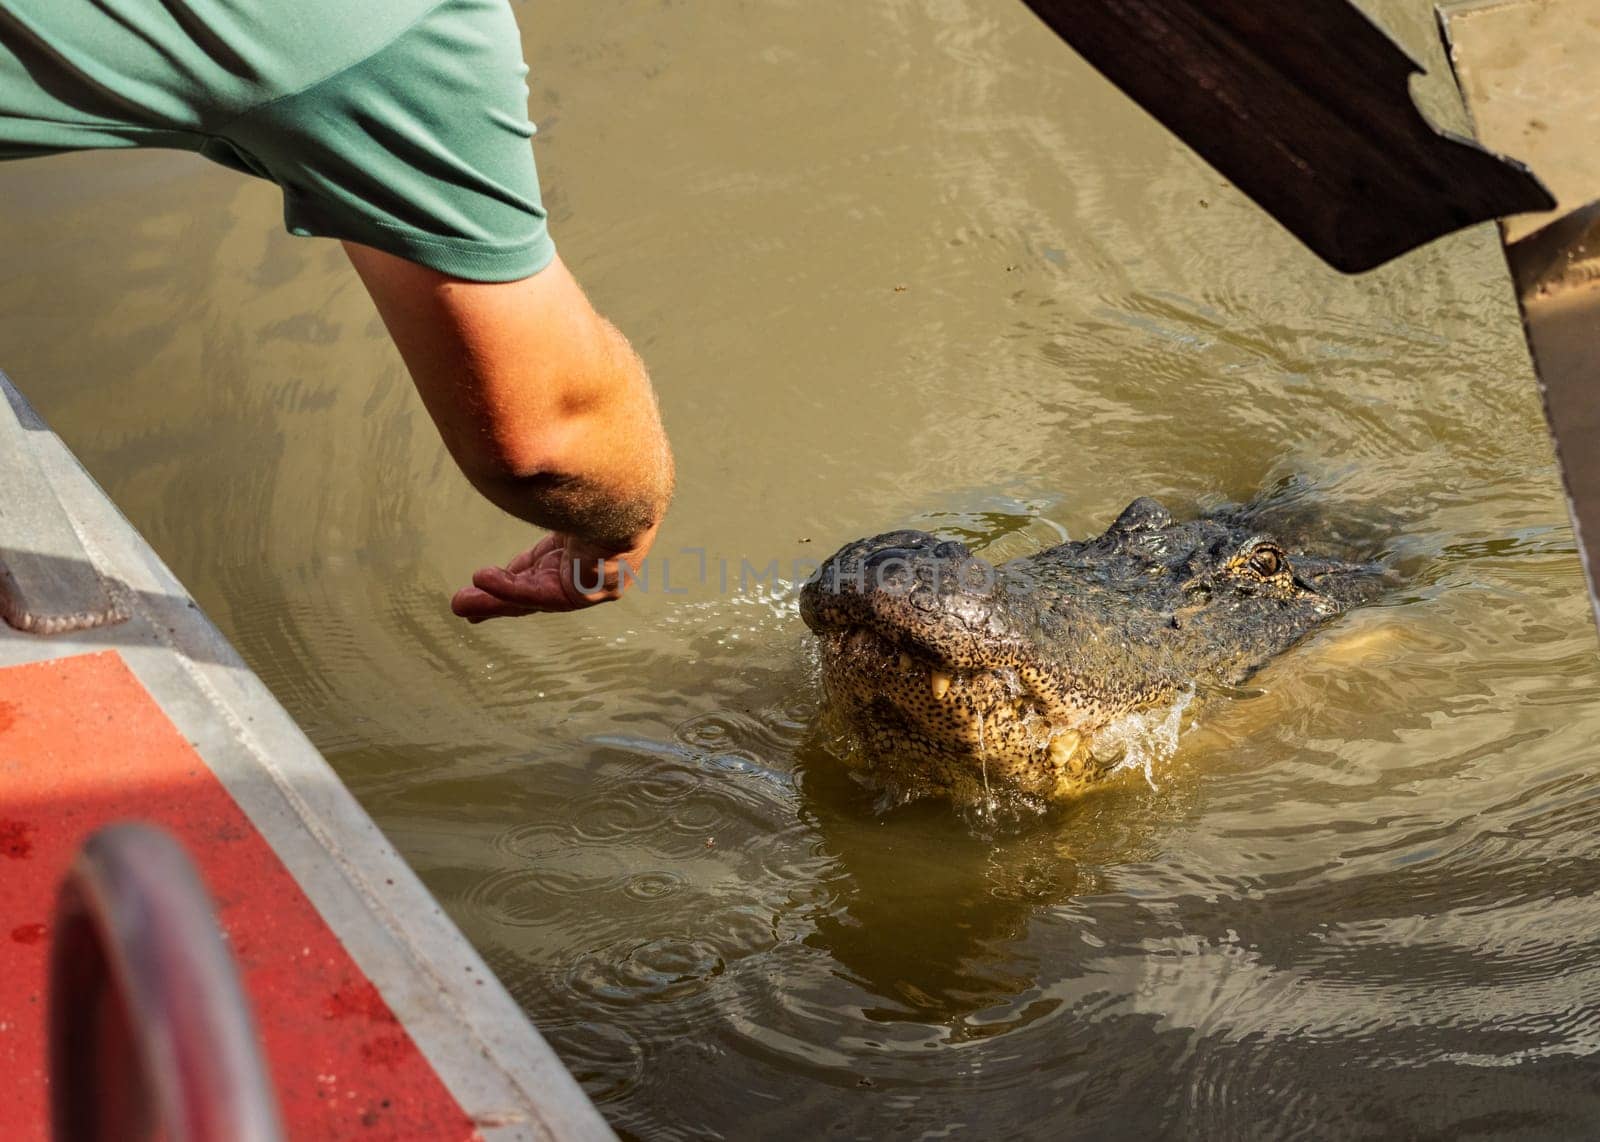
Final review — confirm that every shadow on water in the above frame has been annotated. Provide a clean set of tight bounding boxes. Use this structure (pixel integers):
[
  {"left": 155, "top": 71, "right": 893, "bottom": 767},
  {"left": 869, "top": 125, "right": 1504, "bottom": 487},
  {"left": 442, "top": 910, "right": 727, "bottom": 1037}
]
[{"left": 791, "top": 727, "right": 1195, "bottom": 1037}]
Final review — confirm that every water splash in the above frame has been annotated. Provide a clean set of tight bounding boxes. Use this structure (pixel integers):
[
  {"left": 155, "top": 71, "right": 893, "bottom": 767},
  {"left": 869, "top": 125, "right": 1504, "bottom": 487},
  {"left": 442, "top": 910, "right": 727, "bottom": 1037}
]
[
  {"left": 1094, "top": 687, "right": 1196, "bottom": 789},
  {"left": 977, "top": 708, "right": 994, "bottom": 807}
]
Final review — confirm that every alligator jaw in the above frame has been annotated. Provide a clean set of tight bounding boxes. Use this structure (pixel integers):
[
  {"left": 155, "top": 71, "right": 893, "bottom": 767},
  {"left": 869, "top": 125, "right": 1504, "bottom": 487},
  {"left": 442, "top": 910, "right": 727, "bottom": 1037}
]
[{"left": 814, "top": 624, "right": 1109, "bottom": 802}]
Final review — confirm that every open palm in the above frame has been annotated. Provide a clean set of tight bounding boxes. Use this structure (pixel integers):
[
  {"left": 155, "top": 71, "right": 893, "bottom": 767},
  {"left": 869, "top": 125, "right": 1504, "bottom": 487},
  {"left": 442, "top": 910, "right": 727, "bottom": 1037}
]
[{"left": 451, "top": 532, "right": 646, "bottom": 621}]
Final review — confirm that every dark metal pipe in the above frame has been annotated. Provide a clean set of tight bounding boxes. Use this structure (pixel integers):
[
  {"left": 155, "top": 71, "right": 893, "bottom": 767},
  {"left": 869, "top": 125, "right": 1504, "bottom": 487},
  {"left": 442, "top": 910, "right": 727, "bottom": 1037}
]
[{"left": 49, "top": 823, "right": 283, "bottom": 1142}]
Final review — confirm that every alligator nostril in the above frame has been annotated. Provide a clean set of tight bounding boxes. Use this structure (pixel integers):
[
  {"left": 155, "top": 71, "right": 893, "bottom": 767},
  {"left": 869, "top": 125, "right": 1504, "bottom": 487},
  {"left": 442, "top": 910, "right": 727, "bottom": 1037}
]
[{"left": 864, "top": 548, "right": 912, "bottom": 571}]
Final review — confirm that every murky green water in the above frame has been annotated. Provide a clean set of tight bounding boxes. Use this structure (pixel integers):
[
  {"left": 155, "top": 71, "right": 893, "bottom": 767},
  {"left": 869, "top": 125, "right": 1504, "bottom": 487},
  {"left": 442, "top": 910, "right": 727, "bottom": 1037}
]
[{"left": 6, "top": 0, "right": 1600, "bottom": 1136}]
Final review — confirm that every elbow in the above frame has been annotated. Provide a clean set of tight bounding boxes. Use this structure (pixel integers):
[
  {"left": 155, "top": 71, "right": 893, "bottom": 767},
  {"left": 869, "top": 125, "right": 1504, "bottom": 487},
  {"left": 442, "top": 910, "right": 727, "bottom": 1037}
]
[
  {"left": 457, "top": 438, "right": 573, "bottom": 503},
  {"left": 457, "top": 450, "right": 578, "bottom": 533},
  {"left": 451, "top": 405, "right": 583, "bottom": 486}
]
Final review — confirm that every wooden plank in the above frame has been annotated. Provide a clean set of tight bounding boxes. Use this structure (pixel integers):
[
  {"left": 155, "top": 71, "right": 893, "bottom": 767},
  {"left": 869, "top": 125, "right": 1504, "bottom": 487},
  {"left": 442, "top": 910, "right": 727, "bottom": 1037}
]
[{"left": 1020, "top": 0, "right": 1554, "bottom": 271}]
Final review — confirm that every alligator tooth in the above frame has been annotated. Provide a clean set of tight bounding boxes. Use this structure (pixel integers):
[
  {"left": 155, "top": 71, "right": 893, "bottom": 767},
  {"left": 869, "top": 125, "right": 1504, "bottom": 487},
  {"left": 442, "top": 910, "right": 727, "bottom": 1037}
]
[
  {"left": 1048, "top": 731, "right": 1082, "bottom": 767},
  {"left": 897, "top": 652, "right": 913, "bottom": 673},
  {"left": 930, "top": 671, "right": 952, "bottom": 699}
]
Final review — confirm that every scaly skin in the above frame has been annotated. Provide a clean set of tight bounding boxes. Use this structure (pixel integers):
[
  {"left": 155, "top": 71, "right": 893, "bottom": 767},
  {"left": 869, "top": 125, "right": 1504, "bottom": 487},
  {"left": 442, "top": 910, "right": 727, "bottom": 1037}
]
[{"left": 799, "top": 497, "right": 1387, "bottom": 806}]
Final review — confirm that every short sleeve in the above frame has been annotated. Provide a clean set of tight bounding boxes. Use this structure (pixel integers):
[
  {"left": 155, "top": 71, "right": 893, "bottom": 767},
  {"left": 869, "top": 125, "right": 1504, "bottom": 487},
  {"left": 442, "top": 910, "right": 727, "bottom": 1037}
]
[{"left": 205, "top": 0, "right": 555, "bottom": 282}]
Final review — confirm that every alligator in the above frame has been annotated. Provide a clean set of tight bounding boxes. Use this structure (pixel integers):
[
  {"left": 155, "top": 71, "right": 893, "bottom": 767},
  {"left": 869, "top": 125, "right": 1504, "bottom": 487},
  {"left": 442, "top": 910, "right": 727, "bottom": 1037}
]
[{"left": 799, "top": 495, "right": 1388, "bottom": 809}]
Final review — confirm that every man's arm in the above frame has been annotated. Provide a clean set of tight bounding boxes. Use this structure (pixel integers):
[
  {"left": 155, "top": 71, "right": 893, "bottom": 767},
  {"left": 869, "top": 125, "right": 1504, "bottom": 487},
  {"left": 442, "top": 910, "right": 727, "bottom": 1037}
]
[{"left": 343, "top": 243, "right": 673, "bottom": 620}]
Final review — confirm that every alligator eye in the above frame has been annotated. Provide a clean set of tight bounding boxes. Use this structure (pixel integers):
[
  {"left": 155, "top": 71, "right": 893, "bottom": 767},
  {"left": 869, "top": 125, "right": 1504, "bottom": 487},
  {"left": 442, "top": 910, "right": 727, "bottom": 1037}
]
[{"left": 1248, "top": 546, "right": 1284, "bottom": 577}]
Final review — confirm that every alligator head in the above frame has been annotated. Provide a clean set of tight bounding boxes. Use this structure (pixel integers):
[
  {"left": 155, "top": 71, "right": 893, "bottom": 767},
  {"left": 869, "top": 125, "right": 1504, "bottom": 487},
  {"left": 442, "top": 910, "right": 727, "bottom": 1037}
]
[{"left": 799, "top": 496, "right": 1387, "bottom": 808}]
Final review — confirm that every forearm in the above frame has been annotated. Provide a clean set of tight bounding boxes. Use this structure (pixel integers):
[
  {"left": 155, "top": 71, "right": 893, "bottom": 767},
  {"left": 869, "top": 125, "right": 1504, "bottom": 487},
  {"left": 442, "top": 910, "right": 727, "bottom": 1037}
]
[
  {"left": 344, "top": 244, "right": 673, "bottom": 554},
  {"left": 462, "top": 314, "right": 674, "bottom": 552}
]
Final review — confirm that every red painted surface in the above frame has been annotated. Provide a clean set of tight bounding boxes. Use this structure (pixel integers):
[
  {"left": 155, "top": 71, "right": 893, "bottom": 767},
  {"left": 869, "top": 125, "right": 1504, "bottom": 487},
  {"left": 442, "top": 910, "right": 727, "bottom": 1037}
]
[{"left": 0, "top": 652, "right": 479, "bottom": 1140}]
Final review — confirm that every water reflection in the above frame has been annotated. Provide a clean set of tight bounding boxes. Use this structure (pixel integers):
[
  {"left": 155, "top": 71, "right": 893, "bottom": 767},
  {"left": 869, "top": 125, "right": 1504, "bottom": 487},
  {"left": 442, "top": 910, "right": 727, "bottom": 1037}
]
[{"left": 798, "top": 743, "right": 1172, "bottom": 1037}]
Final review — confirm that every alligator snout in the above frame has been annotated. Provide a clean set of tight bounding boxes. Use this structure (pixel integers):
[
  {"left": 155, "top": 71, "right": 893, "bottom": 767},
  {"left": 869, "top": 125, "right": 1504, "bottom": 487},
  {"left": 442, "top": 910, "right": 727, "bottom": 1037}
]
[{"left": 799, "top": 531, "right": 1016, "bottom": 671}]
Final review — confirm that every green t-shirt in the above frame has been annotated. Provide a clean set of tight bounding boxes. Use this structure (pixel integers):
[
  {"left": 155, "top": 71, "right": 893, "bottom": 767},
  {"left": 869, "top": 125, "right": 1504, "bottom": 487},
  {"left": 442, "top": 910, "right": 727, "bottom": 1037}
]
[{"left": 0, "top": 0, "right": 555, "bottom": 282}]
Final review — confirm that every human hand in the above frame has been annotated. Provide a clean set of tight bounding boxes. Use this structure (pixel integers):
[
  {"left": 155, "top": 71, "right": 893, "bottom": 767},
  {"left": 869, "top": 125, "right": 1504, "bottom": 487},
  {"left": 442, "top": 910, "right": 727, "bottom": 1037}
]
[{"left": 450, "top": 528, "right": 656, "bottom": 622}]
